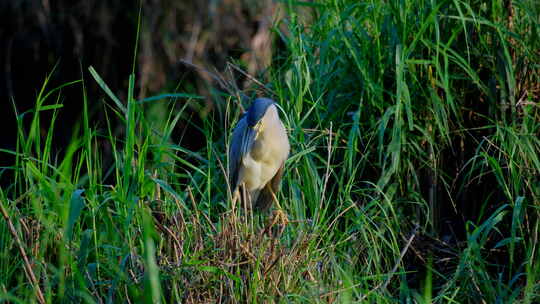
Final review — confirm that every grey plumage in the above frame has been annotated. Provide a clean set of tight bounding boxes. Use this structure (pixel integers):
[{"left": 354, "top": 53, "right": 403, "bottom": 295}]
[{"left": 228, "top": 98, "right": 290, "bottom": 209}]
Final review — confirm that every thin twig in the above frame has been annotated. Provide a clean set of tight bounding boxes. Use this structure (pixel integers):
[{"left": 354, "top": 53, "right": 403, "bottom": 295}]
[
  {"left": 227, "top": 62, "right": 276, "bottom": 96},
  {"left": 179, "top": 59, "right": 229, "bottom": 93},
  {"left": 0, "top": 200, "right": 46, "bottom": 304},
  {"left": 357, "top": 225, "right": 419, "bottom": 302}
]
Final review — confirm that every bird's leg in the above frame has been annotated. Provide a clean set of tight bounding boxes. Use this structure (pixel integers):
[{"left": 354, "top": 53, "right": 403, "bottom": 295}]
[
  {"left": 240, "top": 184, "right": 247, "bottom": 227},
  {"left": 231, "top": 189, "right": 239, "bottom": 211},
  {"left": 271, "top": 191, "right": 288, "bottom": 228},
  {"left": 239, "top": 184, "right": 255, "bottom": 230},
  {"left": 230, "top": 188, "right": 241, "bottom": 230},
  {"left": 260, "top": 190, "right": 288, "bottom": 237}
]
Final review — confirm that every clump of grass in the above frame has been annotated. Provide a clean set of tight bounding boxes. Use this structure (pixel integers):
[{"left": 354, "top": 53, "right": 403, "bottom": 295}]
[{"left": 1, "top": 0, "right": 539, "bottom": 303}]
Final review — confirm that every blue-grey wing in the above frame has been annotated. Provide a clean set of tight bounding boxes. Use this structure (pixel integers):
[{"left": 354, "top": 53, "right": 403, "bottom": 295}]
[{"left": 229, "top": 116, "right": 248, "bottom": 191}]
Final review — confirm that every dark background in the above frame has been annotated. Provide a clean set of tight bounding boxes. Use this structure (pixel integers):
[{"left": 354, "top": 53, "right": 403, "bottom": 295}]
[{"left": 0, "top": 0, "right": 279, "bottom": 182}]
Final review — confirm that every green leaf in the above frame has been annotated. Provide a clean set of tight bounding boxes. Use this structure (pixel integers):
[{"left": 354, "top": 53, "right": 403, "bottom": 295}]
[
  {"left": 198, "top": 265, "right": 241, "bottom": 284},
  {"left": 137, "top": 93, "right": 204, "bottom": 104},
  {"left": 66, "top": 189, "right": 85, "bottom": 241},
  {"left": 88, "top": 66, "right": 127, "bottom": 113}
]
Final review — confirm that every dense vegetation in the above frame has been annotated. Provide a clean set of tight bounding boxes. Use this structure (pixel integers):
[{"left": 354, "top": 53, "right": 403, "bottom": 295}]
[{"left": 1, "top": 0, "right": 539, "bottom": 303}]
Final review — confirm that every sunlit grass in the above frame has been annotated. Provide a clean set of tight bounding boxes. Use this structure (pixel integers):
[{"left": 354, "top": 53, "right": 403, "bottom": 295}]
[{"left": 1, "top": 0, "right": 539, "bottom": 303}]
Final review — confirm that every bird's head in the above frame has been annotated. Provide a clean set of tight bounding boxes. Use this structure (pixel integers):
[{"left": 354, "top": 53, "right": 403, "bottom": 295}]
[{"left": 246, "top": 98, "right": 274, "bottom": 131}]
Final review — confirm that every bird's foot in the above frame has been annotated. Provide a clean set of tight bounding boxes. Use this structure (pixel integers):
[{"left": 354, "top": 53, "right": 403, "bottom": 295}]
[
  {"left": 261, "top": 208, "right": 289, "bottom": 237},
  {"left": 273, "top": 208, "right": 289, "bottom": 227}
]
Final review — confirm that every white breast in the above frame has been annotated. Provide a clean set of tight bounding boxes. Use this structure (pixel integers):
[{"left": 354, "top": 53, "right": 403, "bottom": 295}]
[{"left": 239, "top": 105, "right": 289, "bottom": 200}]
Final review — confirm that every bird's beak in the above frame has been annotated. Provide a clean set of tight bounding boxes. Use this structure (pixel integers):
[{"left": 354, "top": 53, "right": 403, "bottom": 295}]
[
  {"left": 241, "top": 125, "right": 257, "bottom": 156},
  {"left": 253, "top": 121, "right": 263, "bottom": 139}
]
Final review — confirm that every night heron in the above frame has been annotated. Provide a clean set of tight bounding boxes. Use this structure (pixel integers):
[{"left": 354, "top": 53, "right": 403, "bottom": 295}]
[{"left": 229, "top": 98, "right": 290, "bottom": 210}]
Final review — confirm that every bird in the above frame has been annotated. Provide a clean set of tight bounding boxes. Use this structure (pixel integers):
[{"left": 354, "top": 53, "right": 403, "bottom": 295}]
[{"left": 228, "top": 97, "right": 290, "bottom": 210}]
